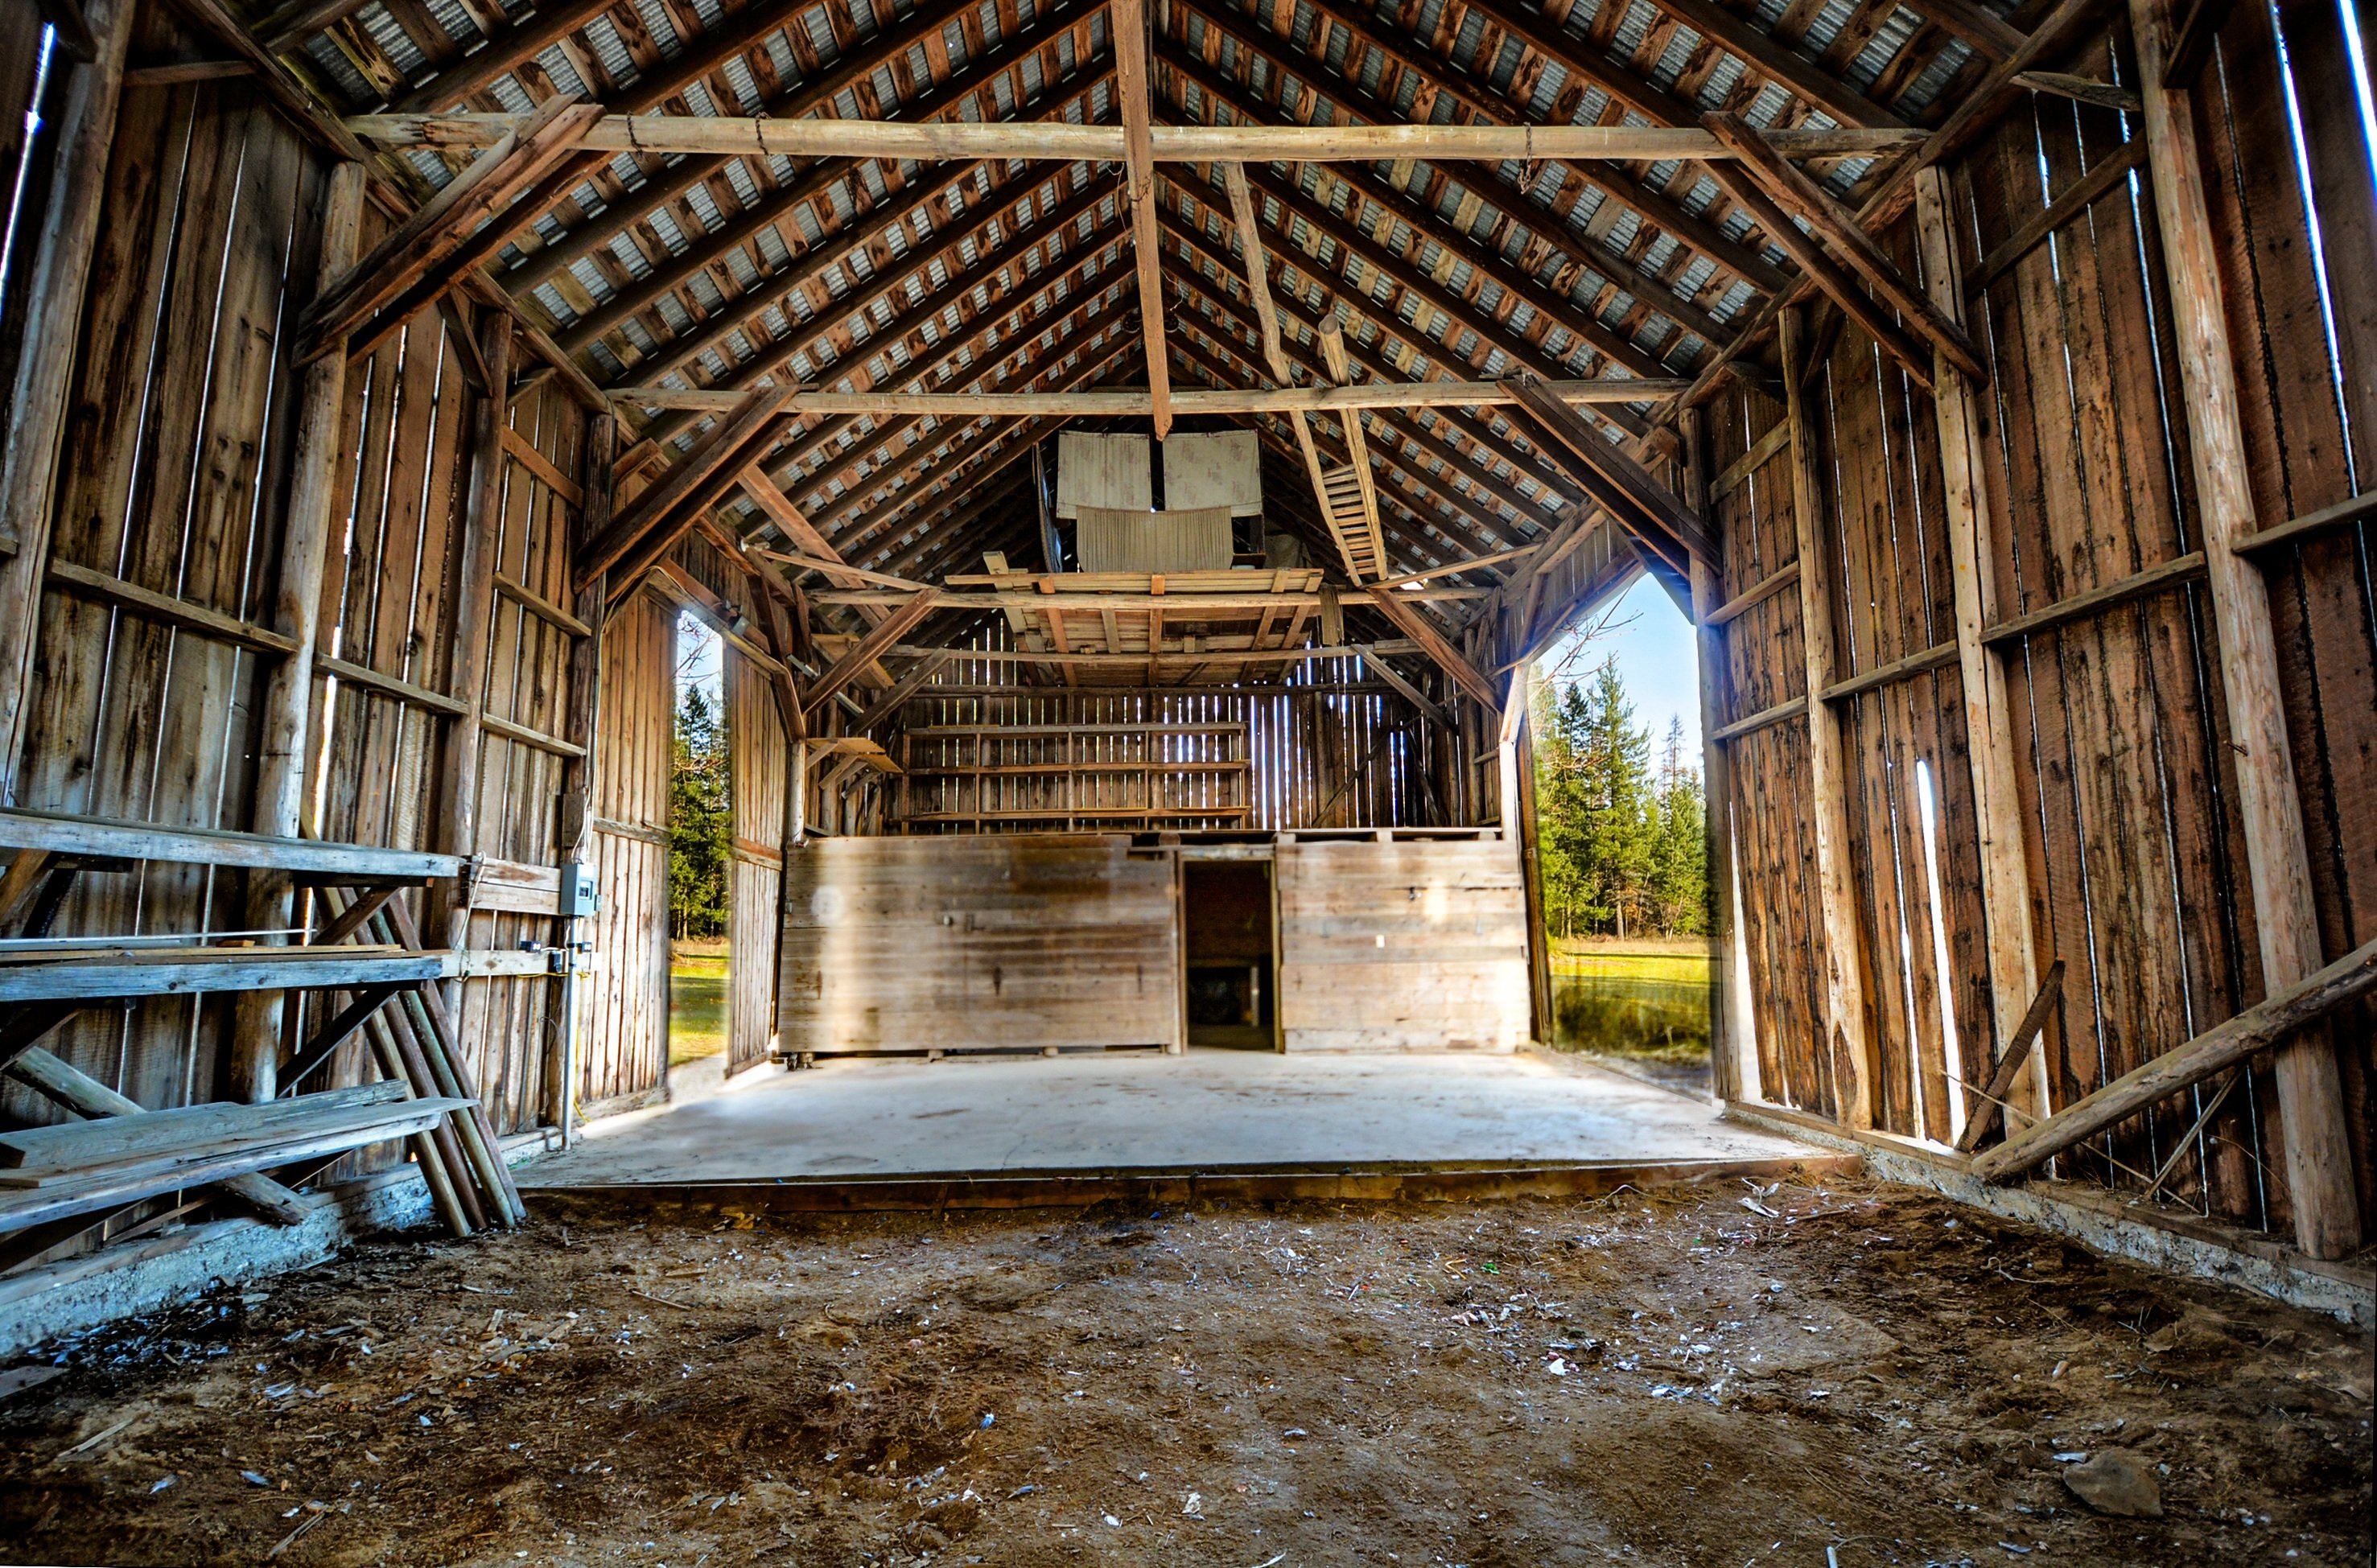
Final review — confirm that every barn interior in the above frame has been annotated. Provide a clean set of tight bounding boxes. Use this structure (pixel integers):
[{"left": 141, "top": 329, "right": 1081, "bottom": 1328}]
[{"left": 0, "top": 0, "right": 2371, "bottom": 1558}]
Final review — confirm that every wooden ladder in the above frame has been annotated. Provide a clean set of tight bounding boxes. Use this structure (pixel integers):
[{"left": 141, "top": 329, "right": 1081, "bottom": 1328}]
[{"left": 1319, "top": 464, "right": 1385, "bottom": 580}]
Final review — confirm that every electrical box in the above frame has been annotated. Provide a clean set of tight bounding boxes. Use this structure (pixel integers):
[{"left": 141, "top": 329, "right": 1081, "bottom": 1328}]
[{"left": 556, "top": 861, "right": 601, "bottom": 919}]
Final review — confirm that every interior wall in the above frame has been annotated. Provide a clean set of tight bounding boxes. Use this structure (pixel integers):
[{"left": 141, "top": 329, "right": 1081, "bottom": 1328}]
[
  {"left": 726, "top": 647, "right": 787, "bottom": 1076},
  {"left": 1275, "top": 839, "right": 1531, "bottom": 1052},
  {"left": 1705, "top": 11, "right": 2375, "bottom": 1239},
  {"left": 578, "top": 592, "right": 672, "bottom": 1114},
  {"left": 894, "top": 640, "right": 1446, "bottom": 830},
  {"left": 778, "top": 834, "right": 1181, "bottom": 1056}
]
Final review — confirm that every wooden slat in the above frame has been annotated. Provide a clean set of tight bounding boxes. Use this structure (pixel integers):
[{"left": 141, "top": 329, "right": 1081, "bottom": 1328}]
[
  {"left": 0, "top": 809, "right": 462, "bottom": 879},
  {"left": 44, "top": 559, "right": 299, "bottom": 656}
]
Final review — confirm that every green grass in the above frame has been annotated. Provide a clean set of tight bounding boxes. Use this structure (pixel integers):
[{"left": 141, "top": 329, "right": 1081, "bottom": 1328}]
[
  {"left": 669, "top": 943, "right": 730, "bottom": 1065},
  {"left": 1551, "top": 936, "right": 1712, "bottom": 985},
  {"left": 1548, "top": 938, "right": 1712, "bottom": 1065}
]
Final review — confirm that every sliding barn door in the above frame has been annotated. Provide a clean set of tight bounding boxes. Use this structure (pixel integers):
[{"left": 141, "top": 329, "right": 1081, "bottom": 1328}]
[
  {"left": 579, "top": 591, "right": 671, "bottom": 1114},
  {"left": 725, "top": 652, "right": 786, "bottom": 1075}
]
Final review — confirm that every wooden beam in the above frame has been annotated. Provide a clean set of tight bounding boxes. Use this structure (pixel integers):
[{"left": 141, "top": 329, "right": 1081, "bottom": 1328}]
[
  {"left": 1695, "top": 141, "right": 1940, "bottom": 390},
  {"left": 1972, "top": 940, "right": 2377, "bottom": 1185},
  {"left": 1704, "top": 113, "right": 1988, "bottom": 384},
  {"left": 6, "top": 1047, "right": 310, "bottom": 1224},
  {"left": 2131, "top": 0, "right": 2359, "bottom": 1257},
  {"left": 612, "top": 378, "right": 1681, "bottom": 415},
  {"left": 577, "top": 384, "right": 796, "bottom": 582},
  {"left": 1916, "top": 166, "right": 2048, "bottom": 1135},
  {"left": 1361, "top": 588, "right": 1505, "bottom": 713},
  {"left": 425, "top": 315, "right": 513, "bottom": 990},
  {"left": 1372, "top": 545, "right": 1539, "bottom": 589},
  {"left": 295, "top": 94, "right": 603, "bottom": 364},
  {"left": 349, "top": 112, "right": 1925, "bottom": 163},
  {"left": 2233, "top": 488, "right": 2377, "bottom": 557},
  {"left": 1111, "top": 0, "right": 1171, "bottom": 438},
  {"left": 1955, "top": 959, "right": 2066, "bottom": 1154},
  {"left": 1499, "top": 376, "right": 1716, "bottom": 566},
  {"left": 1182, "top": 0, "right": 1779, "bottom": 302},
  {"left": 804, "top": 591, "right": 942, "bottom": 717},
  {"left": 1782, "top": 306, "right": 1876, "bottom": 1129}
]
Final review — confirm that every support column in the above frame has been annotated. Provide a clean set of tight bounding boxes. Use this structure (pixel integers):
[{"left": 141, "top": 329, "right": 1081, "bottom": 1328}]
[
  {"left": 231, "top": 162, "right": 368, "bottom": 1104},
  {"left": 426, "top": 315, "right": 517, "bottom": 1016},
  {"left": 1780, "top": 307, "right": 1876, "bottom": 1129},
  {"left": 1682, "top": 409, "right": 1753, "bottom": 1105},
  {"left": 2130, "top": 0, "right": 2359, "bottom": 1258},
  {"left": 1913, "top": 167, "right": 2046, "bottom": 1137},
  {"left": 0, "top": 0, "right": 136, "bottom": 799}
]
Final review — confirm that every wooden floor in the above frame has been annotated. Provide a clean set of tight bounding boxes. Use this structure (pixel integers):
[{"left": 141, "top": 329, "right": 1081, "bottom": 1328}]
[{"left": 518, "top": 1048, "right": 1824, "bottom": 1190}]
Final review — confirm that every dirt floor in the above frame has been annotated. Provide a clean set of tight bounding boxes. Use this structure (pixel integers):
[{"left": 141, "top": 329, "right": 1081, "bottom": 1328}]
[{"left": 0, "top": 1176, "right": 2369, "bottom": 1566}]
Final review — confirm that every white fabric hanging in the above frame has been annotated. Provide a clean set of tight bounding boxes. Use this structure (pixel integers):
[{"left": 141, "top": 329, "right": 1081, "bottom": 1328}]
[
  {"left": 1073, "top": 505, "right": 1234, "bottom": 574},
  {"left": 1054, "top": 431, "right": 1151, "bottom": 519},
  {"left": 1163, "top": 430, "right": 1263, "bottom": 516}
]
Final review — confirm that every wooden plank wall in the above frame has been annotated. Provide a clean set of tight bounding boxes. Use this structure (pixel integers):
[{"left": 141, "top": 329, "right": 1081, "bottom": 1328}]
[
  {"left": 778, "top": 835, "right": 1180, "bottom": 1055},
  {"left": 2, "top": 75, "right": 329, "bottom": 1130},
  {"left": 892, "top": 628, "right": 1441, "bottom": 829},
  {"left": 2188, "top": 0, "right": 2377, "bottom": 1233},
  {"left": 726, "top": 647, "right": 786, "bottom": 1076},
  {"left": 1703, "top": 30, "right": 2375, "bottom": 1239},
  {"left": 580, "top": 591, "right": 672, "bottom": 1112},
  {"left": 1275, "top": 839, "right": 1531, "bottom": 1052},
  {"left": 0, "top": 66, "right": 604, "bottom": 1173}
]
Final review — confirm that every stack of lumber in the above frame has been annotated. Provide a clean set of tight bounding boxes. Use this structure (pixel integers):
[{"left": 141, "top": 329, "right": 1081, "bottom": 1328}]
[{"left": 0, "top": 1081, "right": 469, "bottom": 1233}]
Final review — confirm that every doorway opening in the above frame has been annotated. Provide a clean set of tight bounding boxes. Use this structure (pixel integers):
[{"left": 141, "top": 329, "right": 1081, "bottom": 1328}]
[
  {"left": 1180, "top": 857, "right": 1278, "bottom": 1049},
  {"left": 667, "top": 611, "right": 730, "bottom": 1085},
  {"left": 1529, "top": 576, "right": 1714, "bottom": 1097}
]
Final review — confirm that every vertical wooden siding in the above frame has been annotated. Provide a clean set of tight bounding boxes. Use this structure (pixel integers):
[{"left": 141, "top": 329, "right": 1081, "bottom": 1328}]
[
  {"left": 0, "top": 73, "right": 598, "bottom": 1159},
  {"left": 2190, "top": 0, "right": 2377, "bottom": 1228},
  {"left": 580, "top": 591, "right": 671, "bottom": 1110},
  {"left": 5, "top": 79, "right": 326, "bottom": 1126},
  {"left": 727, "top": 648, "right": 786, "bottom": 1076},
  {"left": 1708, "top": 31, "right": 2374, "bottom": 1238}
]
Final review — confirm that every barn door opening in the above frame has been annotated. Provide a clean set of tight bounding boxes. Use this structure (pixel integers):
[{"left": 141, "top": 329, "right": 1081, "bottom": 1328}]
[
  {"left": 665, "top": 614, "right": 729, "bottom": 1084},
  {"left": 1181, "top": 857, "right": 1277, "bottom": 1049}
]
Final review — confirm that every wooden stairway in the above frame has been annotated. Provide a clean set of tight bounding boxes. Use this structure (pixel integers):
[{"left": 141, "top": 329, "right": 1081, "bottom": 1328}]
[{"left": 1319, "top": 464, "right": 1386, "bottom": 580}]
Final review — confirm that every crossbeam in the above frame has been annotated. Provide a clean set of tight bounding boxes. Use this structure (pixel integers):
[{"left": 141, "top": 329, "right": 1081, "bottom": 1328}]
[
  {"left": 349, "top": 113, "right": 1922, "bottom": 163},
  {"left": 611, "top": 379, "right": 1684, "bottom": 414}
]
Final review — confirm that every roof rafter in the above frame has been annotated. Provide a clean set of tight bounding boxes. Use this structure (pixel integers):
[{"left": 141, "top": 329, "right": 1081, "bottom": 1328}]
[{"left": 1168, "top": 0, "right": 1746, "bottom": 345}]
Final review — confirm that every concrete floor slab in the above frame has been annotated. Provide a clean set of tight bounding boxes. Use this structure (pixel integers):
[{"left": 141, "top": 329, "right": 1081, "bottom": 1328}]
[{"left": 519, "top": 1048, "right": 1819, "bottom": 1185}]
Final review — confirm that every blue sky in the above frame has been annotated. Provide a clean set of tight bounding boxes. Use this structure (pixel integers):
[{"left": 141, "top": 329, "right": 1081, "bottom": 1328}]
[{"left": 1538, "top": 574, "right": 1702, "bottom": 760}]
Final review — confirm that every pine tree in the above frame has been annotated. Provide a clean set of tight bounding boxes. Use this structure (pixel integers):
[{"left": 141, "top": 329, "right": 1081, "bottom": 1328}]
[
  {"left": 1530, "top": 658, "right": 1707, "bottom": 940},
  {"left": 668, "top": 685, "right": 733, "bottom": 938},
  {"left": 1650, "top": 716, "right": 1707, "bottom": 936}
]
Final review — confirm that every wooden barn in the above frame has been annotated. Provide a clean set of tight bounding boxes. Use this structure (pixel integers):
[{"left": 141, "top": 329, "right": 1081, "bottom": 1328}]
[{"left": 0, "top": 0, "right": 2370, "bottom": 1556}]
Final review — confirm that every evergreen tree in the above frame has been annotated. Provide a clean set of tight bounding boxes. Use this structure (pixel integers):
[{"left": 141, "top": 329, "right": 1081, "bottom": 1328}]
[
  {"left": 1649, "top": 716, "right": 1708, "bottom": 936},
  {"left": 668, "top": 685, "right": 732, "bottom": 938},
  {"left": 1530, "top": 657, "right": 1706, "bottom": 940}
]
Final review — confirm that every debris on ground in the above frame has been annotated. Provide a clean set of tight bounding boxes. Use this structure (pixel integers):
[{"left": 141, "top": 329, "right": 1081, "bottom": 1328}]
[{"left": 0, "top": 1177, "right": 2367, "bottom": 1565}]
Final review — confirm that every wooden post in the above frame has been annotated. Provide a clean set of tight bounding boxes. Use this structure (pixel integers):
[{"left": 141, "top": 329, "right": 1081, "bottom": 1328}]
[
  {"left": 426, "top": 314, "right": 516, "bottom": 1014},
  {"left": 2130, "top": 0, "right": 2359, "bottom": 1258},
  {"left": 1510, "top": 694, "right": 1556, "bottom": 1045},
  {"left": 550, "top": 409, "right": 615, "bottom": 1144},
  {"left": 231, "top": 162, "right": 368, "bottom": 1104},
  {"left": 1913, "top": 166, "right": 2046, "bottom": 1136},
  {"left": 1780, "top": 307, "right": 1876, "bottom": 1129},
  {"left": 0, "top": 0, "right": 136, "bottom": 800},
  {"left": 1681, "top": 408, "right": 1750, "bottom": 1103}
]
